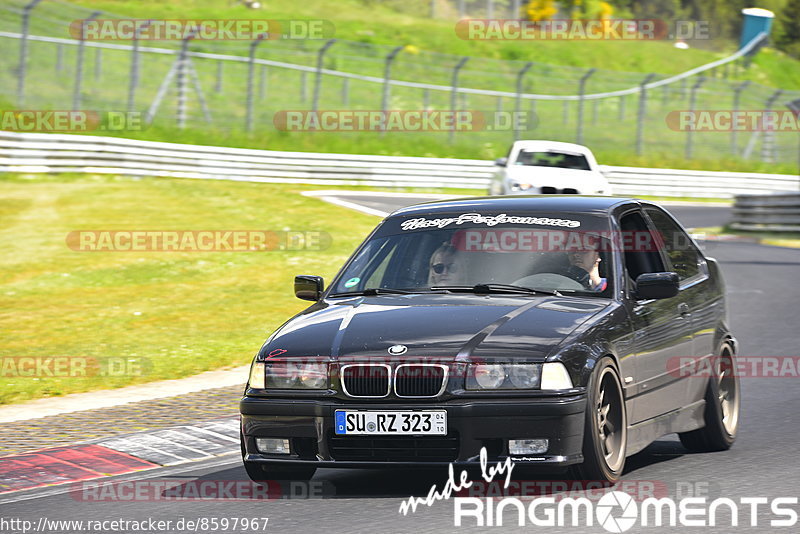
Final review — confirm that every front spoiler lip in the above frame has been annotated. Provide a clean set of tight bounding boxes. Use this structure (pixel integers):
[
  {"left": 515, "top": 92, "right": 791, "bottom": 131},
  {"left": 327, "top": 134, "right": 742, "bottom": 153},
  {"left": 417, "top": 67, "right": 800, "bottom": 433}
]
[{"left": 242, "top": 454, "right": 584, "bottom": 468}]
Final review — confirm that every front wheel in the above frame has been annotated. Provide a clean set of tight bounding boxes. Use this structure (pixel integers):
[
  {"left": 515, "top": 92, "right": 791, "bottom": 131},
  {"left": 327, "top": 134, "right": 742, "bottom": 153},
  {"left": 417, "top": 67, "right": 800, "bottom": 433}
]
[
  {"left": 574, "top": 357, "right": 627, "bottom": 483},
  {"left": 678, "top": 342, "right": 740, "bottom": 452}
]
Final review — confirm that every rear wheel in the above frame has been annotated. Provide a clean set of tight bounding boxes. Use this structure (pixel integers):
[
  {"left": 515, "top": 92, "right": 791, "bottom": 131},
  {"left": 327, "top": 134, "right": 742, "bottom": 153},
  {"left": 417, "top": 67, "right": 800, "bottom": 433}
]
[
  {"left": 574, "top": 357, "right": 627, "bottom": 483},
  {"left": 679, "top": 342, "right": 739, "bottom": 452}
]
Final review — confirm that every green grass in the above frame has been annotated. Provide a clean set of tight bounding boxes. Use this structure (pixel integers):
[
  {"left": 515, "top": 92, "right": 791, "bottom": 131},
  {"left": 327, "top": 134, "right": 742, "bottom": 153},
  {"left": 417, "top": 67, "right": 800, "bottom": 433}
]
[
  {"left": 0, "top": 173, "right": 385, "bottom": 405},
  {"left": 3, "top": 0, "right": 799, "bottom": 175},
  {"left": 66, "top": 0, "right": 800, "bottom": 90}
]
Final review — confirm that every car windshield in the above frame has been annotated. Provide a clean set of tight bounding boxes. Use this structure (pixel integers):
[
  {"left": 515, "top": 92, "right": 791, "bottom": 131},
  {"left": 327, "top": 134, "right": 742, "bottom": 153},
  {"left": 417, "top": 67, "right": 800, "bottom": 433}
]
[
  {"left": 330, "top": 211, "right": 613, "bottom": 297},
  {"left": 514, "top": 150, "right": 591, "bottom": 171}
]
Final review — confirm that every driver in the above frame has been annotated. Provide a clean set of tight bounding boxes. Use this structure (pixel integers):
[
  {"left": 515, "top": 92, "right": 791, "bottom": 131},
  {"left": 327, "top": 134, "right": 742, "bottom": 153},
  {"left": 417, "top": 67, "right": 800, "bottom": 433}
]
[
  {"left": 428, "top": 241, "right": 462, "bottom": 286},
  {"left": 564, "top": 242, "right": 607, "bottom": 292}
]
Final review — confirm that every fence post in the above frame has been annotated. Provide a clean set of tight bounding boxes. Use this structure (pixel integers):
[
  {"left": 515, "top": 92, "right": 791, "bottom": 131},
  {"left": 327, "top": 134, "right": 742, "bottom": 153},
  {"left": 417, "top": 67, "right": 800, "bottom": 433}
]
[
  {"left": 515, "top": 61, "right": 533, "bottom": 141},
  {"left": 618, "top": 95, "right": 625, "bottom": 121},
  {"left": 449, "top": 56, "right": 469, "bottom": 144},
  {"left": 635, "top": 73, "right": 656, "bottom": 156},
  {"left": 458, "top": 0, "right": 465, "bottom": 18},
  {"left": 127, "top": 20, "right": 151, "bottom": 112},
  {"left": 430, "top": 0, "right": 436, "bottom": 18},
  {"left": 761, "top": 89, "right": 783, "bottom": 163},
  {"left": 487, "top": 0, "right": 494, "bottom": 18},
  {"left": 94, "top": 48, "right": 102, "bottom": 81},
  {"left": 72, "top": 11, "right": 102, "bottom": 110},
  {"left": 176, "top": 31, "right": 195, "bottom": 129},
  {"left": 423, "top": 88, "right": 430, "bottom": 109},
  {"left": 16, "top": 0, "right": 42, "bottom": 107},
  {"left": 300, "top": 71, "right": 308, "bottom": 102},
  {"left": 563, "top": 101, "right": 569, "bottom": 125},
  {"left": 576, "top": 68, "right": 595, "bottom": 144},
  {"left": 246, "top": 34, "right": 267, "bottom": 132},
  {"left": 215, "top": 61, "right": 223, "bottom": 93},
  {"left": 342, "top": 78, "right": 349, "bottom": 107},
  {"left": 731, "top": 80, "right": 751, "bottom": 155},
  {"left": 512, "top": 0, "right": 521, "bottom": 17},
  {"left": 56, "top": 45, "right": 64, "bottom": 73},
  {"left": 381, "top": 46, "right": 404, "bottom": 136},
  {"left": 684, "top": 76, "right": 707, "bottom": 160},
  {"left": 312, "top": 39, "right": 337, "bottom": 115}
]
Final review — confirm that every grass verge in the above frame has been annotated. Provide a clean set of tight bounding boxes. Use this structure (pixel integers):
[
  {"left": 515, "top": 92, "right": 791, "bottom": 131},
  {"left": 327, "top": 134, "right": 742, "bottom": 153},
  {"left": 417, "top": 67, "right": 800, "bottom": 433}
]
[{"left": 0, "top": 173, "right": 384, "bottom": 405}]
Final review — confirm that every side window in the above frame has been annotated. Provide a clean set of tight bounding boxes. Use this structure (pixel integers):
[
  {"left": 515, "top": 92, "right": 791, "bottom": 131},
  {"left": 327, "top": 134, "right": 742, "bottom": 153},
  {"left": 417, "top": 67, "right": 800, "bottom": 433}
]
[
  {"left": 619, "top": 211, "right": 665, "bottom": 281},
  {"left": 645, "top": 208, "right": 701, "bottom": 281}
]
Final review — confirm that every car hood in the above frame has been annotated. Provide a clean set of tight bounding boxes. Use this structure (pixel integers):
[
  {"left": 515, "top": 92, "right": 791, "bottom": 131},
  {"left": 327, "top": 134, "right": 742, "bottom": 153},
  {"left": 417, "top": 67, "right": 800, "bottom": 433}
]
[{"left": 260, "top": 294, "right": 611, "bottom": 361}]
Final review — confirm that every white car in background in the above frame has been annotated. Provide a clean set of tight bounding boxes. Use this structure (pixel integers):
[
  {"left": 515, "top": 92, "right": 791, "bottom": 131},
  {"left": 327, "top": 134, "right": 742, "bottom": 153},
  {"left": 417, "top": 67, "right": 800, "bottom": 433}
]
[{"left": 489, "top": 140, "right": 612, "bottom": 196}]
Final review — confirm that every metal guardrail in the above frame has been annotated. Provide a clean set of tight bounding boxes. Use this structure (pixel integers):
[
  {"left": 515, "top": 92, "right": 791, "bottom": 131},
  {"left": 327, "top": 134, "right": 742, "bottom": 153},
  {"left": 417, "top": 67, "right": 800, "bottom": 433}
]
[
  {"left": 0, "top": 131, "right": 798, "bottom": 198},
  {"left": 731, "top": 193, "right": 800, "bottom": 232}
]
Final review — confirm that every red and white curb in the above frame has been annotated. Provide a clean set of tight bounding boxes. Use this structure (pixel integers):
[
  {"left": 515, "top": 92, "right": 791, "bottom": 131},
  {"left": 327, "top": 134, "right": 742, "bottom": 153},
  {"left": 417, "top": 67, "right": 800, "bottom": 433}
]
[{"left": 0, "top": 418, "right": 239, "bottom": 494}]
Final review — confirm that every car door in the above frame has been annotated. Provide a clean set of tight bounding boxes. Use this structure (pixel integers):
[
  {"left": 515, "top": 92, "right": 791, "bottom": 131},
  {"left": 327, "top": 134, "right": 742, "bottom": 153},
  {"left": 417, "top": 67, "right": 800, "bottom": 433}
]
[
  {"left": 642, "top": 206, "right": 717, "bottom": 407},
  {"left": 618, "top": 208, "right": 695, "bottom": 424}
]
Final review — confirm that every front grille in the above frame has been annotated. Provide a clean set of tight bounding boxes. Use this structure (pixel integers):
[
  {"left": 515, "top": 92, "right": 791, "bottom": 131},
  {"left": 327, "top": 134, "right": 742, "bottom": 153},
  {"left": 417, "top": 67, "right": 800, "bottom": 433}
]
[
  {"left": 329, "top": 433, "right": 459, "bottom": 462},
  {"left": 394, "top": 364, "right": 447, "bottom": 397},
  {"left": 341, "top": 364, "right": 390, "bottom": 397}
]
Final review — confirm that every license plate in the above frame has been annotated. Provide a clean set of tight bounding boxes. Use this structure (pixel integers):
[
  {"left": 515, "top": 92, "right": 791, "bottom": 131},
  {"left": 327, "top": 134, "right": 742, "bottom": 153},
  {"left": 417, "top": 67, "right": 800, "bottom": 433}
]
[{"left": 334, "top": 410, "right": 446, "bottom": 435}]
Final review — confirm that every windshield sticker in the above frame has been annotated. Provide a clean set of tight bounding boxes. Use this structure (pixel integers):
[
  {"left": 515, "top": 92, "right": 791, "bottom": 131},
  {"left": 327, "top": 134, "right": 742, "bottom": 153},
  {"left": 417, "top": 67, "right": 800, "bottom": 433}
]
[
  {"left": 344, "top": 277, "right": 360, "bottom": 288},
  {"left": 400, "top": 213, "right": 581, "bottom": 231}
]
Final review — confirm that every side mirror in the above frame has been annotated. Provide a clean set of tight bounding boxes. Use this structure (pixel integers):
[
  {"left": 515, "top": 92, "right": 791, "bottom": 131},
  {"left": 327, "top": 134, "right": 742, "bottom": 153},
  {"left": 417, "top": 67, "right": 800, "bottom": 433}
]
[
  {"left": 295, "top": 275, "right": 324, "bottom": 301},
  {"left": 494, "top": 157, "right": 508, "bottom": 167},
  {"left": 635, "top": 272, "right": 679, "bottom": 300}
]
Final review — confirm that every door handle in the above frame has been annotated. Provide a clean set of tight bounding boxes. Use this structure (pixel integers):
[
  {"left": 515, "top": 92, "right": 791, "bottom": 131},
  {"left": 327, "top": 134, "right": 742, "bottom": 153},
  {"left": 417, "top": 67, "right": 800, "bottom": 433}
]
[{"left": 678, "top": 303, "right": 690, "bottom": 317}]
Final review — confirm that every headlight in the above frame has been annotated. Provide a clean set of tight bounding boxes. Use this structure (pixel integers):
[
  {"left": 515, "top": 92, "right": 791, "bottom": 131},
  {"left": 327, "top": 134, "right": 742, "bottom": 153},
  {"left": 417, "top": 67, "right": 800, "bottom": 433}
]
[
  {"left": 540, "top": 362, "right": 574, "bottom": 390},
  {"left": 508, "top": 364, "right": 541, "bottom": 388},
  {"left": 467, "top": 364, "right": 541, "bottom": 390},
  {"left": 248, "top": 361, "right": 265, "bottom": 389},
  {"left": 265, "top": 361, "right": 328, "bottom": 389},
  {"left": 471, "top": 364, "right": 506, "bottom": 389}
]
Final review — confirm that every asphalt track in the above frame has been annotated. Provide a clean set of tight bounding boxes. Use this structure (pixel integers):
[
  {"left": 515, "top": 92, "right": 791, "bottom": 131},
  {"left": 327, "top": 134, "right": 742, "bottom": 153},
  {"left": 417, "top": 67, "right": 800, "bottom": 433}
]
[{"left": 3, "top": 197, "right": 799, "bottom": 534}]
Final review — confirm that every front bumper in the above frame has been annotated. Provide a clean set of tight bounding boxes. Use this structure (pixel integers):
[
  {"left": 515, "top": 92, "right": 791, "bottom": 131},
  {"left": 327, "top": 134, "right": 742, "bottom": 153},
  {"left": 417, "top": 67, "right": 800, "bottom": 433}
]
[{"left": 240, "top": 394, "right": 587, "bottom": 468}]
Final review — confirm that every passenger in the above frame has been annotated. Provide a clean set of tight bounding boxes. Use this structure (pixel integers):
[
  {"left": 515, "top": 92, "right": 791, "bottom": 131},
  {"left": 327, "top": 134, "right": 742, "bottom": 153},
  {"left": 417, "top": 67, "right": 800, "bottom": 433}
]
[{"left": 428, "top": 241, "right": 462, "bottom": 286}]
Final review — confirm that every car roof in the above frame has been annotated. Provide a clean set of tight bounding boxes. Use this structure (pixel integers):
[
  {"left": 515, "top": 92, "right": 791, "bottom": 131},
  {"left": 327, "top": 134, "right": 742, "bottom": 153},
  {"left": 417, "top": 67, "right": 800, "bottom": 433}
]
[
  {"left": 391, "top": 195, "right": 642, "bottom": 217},
  {"left": 511, "top": 140, "right": 595, "bottom": 154}
]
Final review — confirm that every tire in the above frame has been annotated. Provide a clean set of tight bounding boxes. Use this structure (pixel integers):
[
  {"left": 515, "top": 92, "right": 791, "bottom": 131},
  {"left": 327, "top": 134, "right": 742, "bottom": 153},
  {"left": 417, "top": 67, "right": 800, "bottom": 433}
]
[
  {"left": 679, "top": 342, "right": 740, "bottom": 452},
  {"left": 241, "top": 432, "right": 316, "bottom": 482},
  {"left": 574, "top": 357, "right": 627, "bottom": 483}
]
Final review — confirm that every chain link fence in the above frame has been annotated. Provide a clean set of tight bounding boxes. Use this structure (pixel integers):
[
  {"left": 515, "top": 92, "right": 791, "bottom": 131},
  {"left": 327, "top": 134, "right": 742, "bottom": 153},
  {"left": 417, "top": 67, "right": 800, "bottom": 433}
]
[{"left": 1, "top": 0, "right": 799, "bottom": 169}]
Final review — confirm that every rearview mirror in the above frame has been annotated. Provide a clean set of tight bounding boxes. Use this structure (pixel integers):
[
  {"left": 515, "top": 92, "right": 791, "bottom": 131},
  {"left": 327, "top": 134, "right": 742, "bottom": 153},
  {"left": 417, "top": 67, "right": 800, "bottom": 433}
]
[
  {"left": 295, "top": 275, "right": 324, "bottom": 301},
  {"left": 494, "top": 157, "right": 508, "bottom": 167},
  {"left": 635, "top": 272, "right": 679, "bottom": 300}
]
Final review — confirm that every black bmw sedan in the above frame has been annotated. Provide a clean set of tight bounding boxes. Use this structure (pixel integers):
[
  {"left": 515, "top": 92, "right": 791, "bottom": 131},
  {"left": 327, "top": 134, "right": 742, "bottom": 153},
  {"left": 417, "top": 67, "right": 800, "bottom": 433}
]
[{"left": 240, "top": 196, "right": 740, "bottom": 483}]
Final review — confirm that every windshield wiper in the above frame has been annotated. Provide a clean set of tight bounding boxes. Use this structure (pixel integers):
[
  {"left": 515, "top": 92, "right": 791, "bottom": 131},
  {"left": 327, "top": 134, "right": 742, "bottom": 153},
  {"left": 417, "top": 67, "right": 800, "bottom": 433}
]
[
  {"left": 329, "top": 287, "right": 415, "bottom": 297},
  {"left": 431, "top": 284, "right": 561, "bottom": 297}
]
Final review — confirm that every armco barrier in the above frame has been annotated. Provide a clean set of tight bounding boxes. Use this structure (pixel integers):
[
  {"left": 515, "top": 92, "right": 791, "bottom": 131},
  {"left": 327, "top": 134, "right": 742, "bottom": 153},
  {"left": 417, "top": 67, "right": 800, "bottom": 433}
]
[
  {"left": 0, "top": 131, "right": 797, "bottom": 198},
  {"left": 730, "top": 193, "right": 800, "bottom": 232}
]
